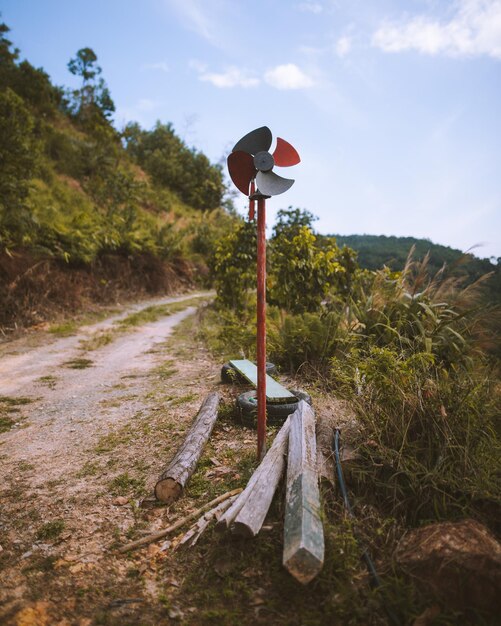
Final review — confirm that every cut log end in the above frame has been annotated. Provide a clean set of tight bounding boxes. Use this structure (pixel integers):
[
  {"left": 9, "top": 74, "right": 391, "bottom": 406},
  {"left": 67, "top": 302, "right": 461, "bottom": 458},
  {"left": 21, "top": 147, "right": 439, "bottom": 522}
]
[
  {"left": 154, "top": 479, "right": 183, "bottom": 503},
  {"left": 231, "top": 521, "right": 257, "bottom": 538},
  {"left": 154, "top": 392, "right": 220, "bottom": 503},
  {"left": 283, "top": 546, "right": 324, "bottom": 584}
]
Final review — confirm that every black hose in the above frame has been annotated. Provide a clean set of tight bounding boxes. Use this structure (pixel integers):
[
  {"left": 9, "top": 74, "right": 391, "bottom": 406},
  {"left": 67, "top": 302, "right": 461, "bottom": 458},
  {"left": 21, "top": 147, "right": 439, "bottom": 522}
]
[{"left": 333, "top": 428, "right": 401, "bottom": 626}]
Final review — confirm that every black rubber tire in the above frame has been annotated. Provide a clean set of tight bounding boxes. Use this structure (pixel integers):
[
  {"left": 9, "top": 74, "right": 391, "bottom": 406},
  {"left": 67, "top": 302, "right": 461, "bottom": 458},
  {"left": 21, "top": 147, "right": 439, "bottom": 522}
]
[
  {"left": 221, "top": 361, "right": 277, "bottom": 384},
  {"left": 236, "top": 389, "right": 312, "bottom": 427}
]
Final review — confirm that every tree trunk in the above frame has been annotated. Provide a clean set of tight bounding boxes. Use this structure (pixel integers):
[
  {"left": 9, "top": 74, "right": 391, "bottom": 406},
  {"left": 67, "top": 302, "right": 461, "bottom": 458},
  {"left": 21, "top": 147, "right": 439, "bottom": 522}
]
[
  {"left": 283, "top": 401, "right": 324, "bottom": 584},
  {"left": 216, "top": 414, "right": 291, "bottom": 536},
  {"left": 155, "top": 392, "right": 220, "bottom": 503}
]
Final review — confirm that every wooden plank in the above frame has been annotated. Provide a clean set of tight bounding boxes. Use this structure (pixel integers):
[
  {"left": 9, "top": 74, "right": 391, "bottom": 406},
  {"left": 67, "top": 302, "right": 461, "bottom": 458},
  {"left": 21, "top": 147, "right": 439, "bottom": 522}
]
[
  {"left": 154, "top": 393, "right": 220, "bottom": 503},
  {"left": 283, "top": 401, "right": 324, "bottom": 584},
  {"left": 216, "top": 414, "right": 291, "bottom": 535},
  {"left": 229, "top": 359, "right": 295, "bottom": 402}
]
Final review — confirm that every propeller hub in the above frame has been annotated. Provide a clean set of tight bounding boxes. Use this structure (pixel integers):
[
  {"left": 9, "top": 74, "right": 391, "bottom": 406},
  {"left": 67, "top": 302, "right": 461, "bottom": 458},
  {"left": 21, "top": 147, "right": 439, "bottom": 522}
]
[{"left": 253, "top": 151, "right": 274, "bottom": 172}]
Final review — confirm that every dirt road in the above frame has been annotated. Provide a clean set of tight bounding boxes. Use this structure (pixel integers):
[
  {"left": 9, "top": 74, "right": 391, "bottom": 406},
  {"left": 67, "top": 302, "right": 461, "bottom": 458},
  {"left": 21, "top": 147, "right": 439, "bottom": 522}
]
[{"left": 0, "top": 292, "right": 222, "bottom": 625}]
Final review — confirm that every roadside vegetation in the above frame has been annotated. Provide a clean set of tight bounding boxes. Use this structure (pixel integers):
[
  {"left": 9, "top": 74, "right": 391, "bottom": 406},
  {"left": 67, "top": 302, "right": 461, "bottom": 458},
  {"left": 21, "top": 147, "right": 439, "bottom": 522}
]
[{"left": 200, "top": 207, "right": 501, "bottom": 624}]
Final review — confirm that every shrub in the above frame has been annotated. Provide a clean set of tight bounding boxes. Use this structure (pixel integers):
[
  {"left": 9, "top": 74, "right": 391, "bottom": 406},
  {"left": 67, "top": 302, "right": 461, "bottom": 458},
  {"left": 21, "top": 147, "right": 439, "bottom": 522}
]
[{"left": 211, "top": 219, "right": 257, "bottom": 312}]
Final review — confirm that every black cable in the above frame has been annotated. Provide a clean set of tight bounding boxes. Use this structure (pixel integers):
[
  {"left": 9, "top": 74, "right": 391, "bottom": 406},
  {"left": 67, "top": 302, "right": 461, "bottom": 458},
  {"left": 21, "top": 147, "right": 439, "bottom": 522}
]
[{"left": 333, "top": 428, "right": 401, "bottom": 626}]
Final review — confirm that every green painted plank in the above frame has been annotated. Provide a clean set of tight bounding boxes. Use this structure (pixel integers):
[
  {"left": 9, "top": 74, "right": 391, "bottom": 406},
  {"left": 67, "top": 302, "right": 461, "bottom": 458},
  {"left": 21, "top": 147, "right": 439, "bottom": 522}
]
[{"left": 229, "top": 359, "right": 296, "bottom": 403}]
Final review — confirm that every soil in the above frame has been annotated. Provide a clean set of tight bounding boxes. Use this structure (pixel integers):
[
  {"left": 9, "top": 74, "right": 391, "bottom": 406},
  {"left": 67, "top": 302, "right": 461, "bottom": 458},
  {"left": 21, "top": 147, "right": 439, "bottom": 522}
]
[
  {"left": 0, "top": 294, "right": 361, "bottom": 626},
  {"left": 0, "top": 293, "right": 218, "bottom": 625}
]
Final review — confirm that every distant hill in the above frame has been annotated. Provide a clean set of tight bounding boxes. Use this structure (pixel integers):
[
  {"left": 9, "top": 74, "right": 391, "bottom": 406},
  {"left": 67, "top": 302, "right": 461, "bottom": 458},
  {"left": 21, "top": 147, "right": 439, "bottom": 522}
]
[{"left": 327, "top": 234, "right": 500, "bottom": 303}]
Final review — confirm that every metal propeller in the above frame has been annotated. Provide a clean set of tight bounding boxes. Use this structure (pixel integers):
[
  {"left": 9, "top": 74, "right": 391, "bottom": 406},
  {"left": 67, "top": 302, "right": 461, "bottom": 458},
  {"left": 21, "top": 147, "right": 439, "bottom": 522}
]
[{"left": 227, "top": 126, "right": 300, "bottom": 198}]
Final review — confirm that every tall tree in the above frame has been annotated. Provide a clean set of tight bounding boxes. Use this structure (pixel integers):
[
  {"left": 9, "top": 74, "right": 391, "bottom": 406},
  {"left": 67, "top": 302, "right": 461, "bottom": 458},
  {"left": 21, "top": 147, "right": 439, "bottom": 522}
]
[{"left": 67, "top": 47, "right": 115, "bottom": 123}]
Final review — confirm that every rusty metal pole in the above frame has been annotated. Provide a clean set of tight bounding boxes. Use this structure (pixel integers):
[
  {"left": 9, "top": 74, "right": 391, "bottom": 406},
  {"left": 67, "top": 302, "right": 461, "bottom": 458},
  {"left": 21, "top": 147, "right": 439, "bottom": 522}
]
[{"left": 256, "top": 196, "right": 267, "bottom": 460}]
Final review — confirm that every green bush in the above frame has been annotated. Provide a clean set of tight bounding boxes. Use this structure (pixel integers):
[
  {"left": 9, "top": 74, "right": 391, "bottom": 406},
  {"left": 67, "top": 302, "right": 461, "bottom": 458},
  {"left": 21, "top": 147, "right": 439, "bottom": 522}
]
[
  {"left": 0, "top": 87, "right": 41, "bottom": 249},
  {"left": 211, "top": 219, "right": 257, "bottom": 311}
]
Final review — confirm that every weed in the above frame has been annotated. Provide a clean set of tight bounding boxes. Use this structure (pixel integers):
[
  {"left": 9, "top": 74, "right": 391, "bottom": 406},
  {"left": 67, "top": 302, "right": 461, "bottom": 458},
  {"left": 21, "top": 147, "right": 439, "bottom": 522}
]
[
  {"left": 77, "top": 460, "right": 102, "bottom": 477},
  {"left": 49, "top": 321, "right": 78, "bottom": 336},
  {"left": 0, "top": 396, "right": 32, "bottom": 432},
  {"left": 79, "top": 331, "right": 115, "bottom": 351},
  {"left": 154, "top": 362, "right": 178, "bottom": 379},
  {"left": 38, "top": 375, "right": 57, "bottom": 388},
  {"left": 94, "top": 427, "right": 133, "bottom": 453},
  {"left": 0, "top": 416, "right": 14, "bottom": 433},
  {"left": 18, "top": 460, "right": 35, "bottom": 471},
  {"left": 108, "top": 472, "right": 144, "bottom": 496},
  {"left": 168, "top": 393, "right": 197, "bottom": 407},
  {"left": 36, "top": 520, "right": 65, "bottom": 541},
  {"left": 0, "top": 395, "right": 33, "bottom": 406},
  {"left": 116, "top": 296, "right": 209, "bottom": 329},
  {"left": 63, "top": 357, "right": 93, "bottom": 369}
]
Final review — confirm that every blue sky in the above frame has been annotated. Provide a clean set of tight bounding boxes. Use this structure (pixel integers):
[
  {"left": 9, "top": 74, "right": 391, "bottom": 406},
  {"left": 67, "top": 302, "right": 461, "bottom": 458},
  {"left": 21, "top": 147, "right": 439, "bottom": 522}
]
[{"left": 2, "top": 0, "right": 500, "bottom": 259}]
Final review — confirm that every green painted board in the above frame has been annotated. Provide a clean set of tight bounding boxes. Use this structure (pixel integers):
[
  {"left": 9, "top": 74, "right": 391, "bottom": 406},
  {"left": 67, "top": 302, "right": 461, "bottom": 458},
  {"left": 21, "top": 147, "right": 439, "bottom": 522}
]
[{"left": 229, "top": 359, "right": 296, "bottom": 403}]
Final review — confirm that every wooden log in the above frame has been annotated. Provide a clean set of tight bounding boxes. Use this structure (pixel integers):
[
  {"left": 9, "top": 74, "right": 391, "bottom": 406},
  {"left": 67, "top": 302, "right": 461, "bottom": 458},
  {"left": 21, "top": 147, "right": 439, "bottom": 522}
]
[
  {"left": 116, "top": 488, "right": 242, "bottom": 553},
  {"left": 315, "top": 414, "right": 335, "bottom": 488},
  {"left": 155, "top": 392, "right": 220, "bottom": 503},
  {"left": 216, "top": 414, "right": 292, "bottom": 535},
  {"left": 283, "top": 400, "right": 324, "bottom": 584},
  {"left": 176, "top": 493, "right": 240, "bottom": 549}
]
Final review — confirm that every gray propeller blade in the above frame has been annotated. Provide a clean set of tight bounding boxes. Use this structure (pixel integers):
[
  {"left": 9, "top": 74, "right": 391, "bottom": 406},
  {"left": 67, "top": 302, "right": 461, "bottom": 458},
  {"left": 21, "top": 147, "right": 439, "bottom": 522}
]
[
  {"left": 255, "top": 170, "right": 294, "bottom": 197},
  {"left": 233, "top": 126, "right": 272, "bottom": 155}
]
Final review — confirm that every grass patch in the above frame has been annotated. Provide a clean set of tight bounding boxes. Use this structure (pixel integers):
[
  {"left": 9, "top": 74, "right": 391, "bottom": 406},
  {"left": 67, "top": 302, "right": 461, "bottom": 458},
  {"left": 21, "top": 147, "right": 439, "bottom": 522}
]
[
  {"left": 94, "top": 431, "right": 129, "bottom": 454},
  {"left": 77, "top": 460, "right": 102, "bottom": 477},
  {"left": 49, "top": 321, "right": 78, "bottom": 336},
  {"left": 63, "top": 357, "right": 94, "bottom": 369},
  {"left": 18, "top": 460, "right": 35, "bottom": 471},
  {"left": 36, "top": 520, "right": 65, "bottom": 541},
  {"left": 79, "top": 331, "right": 115, "bottom": 351},
  {"left": 108, "top": 472, "right": 144, "bottom": 497},
  {"left": 0, "top": 416, "right": 14, "bottom": 433},
  {"left": 168, "top": 392, "right": 197, "bottom": 407},
  {"left": 0, "top": 396, "right": 33, "bottom": 432},
  {"left": 38, "top": 375, "right": 58, "bottom": 388},
  {"left": 0, "top": 395, "right": 33, "bottom": 406},
  {"left": 152, "top": 361, "right": 178, "bottom": 379},
  {"left": 116, "top": 296, "right": 210, "bottom": 329}
]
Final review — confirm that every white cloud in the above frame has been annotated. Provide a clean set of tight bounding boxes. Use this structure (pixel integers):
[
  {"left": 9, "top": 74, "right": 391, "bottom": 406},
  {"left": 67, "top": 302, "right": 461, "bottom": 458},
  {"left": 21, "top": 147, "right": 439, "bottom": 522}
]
[
  {"left": 335, "top": 36, "right": 352, "bottom": 57},
  {"left": 171, "top": 0, "right": 214, "bottom": 41},
  {"left": 143, "top": 62, "right": 169, "bottom": 73},
  {"left": 373, "top": 0, "right": 501, "bottom": 59},
  {"left": 298, "top": 1, "right": 323, "bottom": 14},
  {"left": 165, "top": 0, "right": 228, "bottom": 49},
  {"left": 199, "top": 66, "right": 260, "bottom": 88},
  {"left": 264, "top": 64, "right": 315, "bottom": 89}
]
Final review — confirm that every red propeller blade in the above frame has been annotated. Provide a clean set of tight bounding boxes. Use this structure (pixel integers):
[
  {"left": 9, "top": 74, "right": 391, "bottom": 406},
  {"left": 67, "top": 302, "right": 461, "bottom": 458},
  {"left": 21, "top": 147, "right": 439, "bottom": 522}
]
[
  {"left": 227, "top": 151, "right": 256, "bottom": 195},
  {"left": 273, "top": 137, "right": 300, "bottom": 167}
]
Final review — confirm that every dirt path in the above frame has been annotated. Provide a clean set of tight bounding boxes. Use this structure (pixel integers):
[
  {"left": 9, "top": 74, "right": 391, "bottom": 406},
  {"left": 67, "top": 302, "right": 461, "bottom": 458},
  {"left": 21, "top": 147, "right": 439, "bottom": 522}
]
[
  {"left": 0, "top": 294, "right": 361, "bottom": 626},
  {"left": 0, "top": 292, "right": 223, "bottom": 625},
  {"left": 0, "top": 297, "right": 204, "bottom": 480}
]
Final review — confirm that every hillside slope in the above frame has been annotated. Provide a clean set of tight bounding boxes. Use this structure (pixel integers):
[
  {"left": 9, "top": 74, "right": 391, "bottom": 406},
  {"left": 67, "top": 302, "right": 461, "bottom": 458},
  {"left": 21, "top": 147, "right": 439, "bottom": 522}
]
[{"left": 0, "top": 23, "right": 235, "bottom": 332}]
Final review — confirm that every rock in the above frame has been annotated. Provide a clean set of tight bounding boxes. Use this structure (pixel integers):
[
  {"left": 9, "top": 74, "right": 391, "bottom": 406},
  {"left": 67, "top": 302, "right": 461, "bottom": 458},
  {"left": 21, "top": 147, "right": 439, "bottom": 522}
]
[
  {"left": 113, "top": 496, "right": 129, "bottom": 506},
  {"left": 395, "top": 518, "right": 501, "bottom": 613}
]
